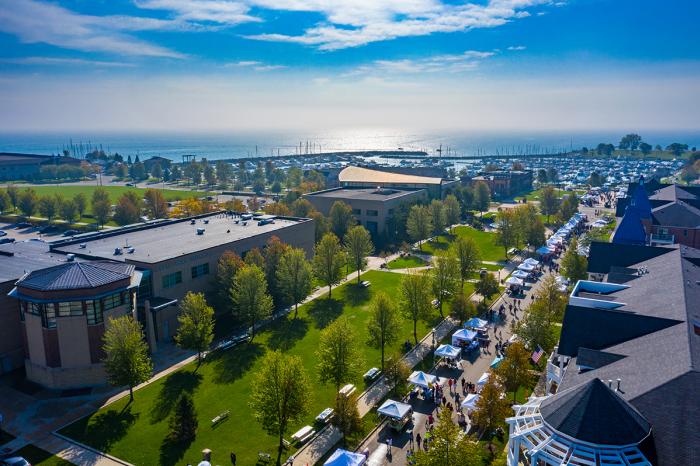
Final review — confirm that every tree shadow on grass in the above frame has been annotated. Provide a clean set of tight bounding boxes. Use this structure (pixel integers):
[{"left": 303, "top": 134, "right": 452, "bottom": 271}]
[
  {"left": 159, "top": 433, "right": 195, "bottom": 466},
  {"left": 307, "top": 298, "right": 343, "bottom": 329},
  {"left": 210, "top": 341, "right": 265, "bottom": 385},
  {"left": 150, "top": 370, "right": 203, "bottom": 424},
  {"left": 341, "top": 284, "right": 371, "bottom": 307},
  {"left": 69, "top": 405, "right": 138, "bottom": 452},
  {"left": 268, "top": 317, "right": 309, "bottom": 351}
]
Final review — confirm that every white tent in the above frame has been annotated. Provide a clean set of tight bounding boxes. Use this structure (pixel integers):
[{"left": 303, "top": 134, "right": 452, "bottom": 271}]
[
  {"left": 517, "top": 263, "right": 535, "bottom": 272},
  {"left": 465, "top": 317, "right": 488, "bottom": 329},
  {"left": 505, "top": 276, "right": 524, "bottom": 287},
  {"left": 434, "top": 344, "right": 462, "bottom": 360},
  {"left": 512, "top": 270, "right": 530, "bottom": 280},
  {"left": 377, "top": 399, "right": 412, "bottom": 420},
  {"left": 523, "top": 258, "right": 540, "bottom": 267},
  {"left": 451, "top": 328, "right": 478, "bottom": 346},
  {"left": 461, "top": 393, "right": 480, "bottom": 410},
  {"left": 408, "top": 371, "right": 437, "bottom": 389},
  {"left": 476, "top": 372, "right": 490, "bottom": 386},
  {"left": 536, "top": 246, "right": 553, "bottom": 255},
  {"left": 324, "top": 449, "right": 366, "bottom": 466}
]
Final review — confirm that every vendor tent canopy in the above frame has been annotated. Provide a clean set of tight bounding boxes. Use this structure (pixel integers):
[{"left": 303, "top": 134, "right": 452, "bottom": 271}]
[
  {"left": 452, "top": 328, "right": 478, "bottom": 346},
  {"left": 377, "top": 399, "right": 412, "bottom": 420},
  {"left": 523, "top": 258, "right": 540, "bottom": 267},
  {"left": 517, "top": 263, "right": 535, "bottom": 272},
  {"left": 465, "top": 317, "right": 488, "bottom": 329},
  {"left": 490, "top": 355, "right": 504, "bottom": 368},
  {"left": 477, "top": 372, "right": 490, "bottom": 386},
  {"left": 505, "top": 276, "right": 524, "bottom": 287},
  {"left": 324, "top": 449, "right": 366, "bottom": 466},
  {"left": 461, "top": 393, "right": 480, "bottom": 410},
  {"left": 536, "top": 246, "right": 554, "bottom": 255},
  {"left": 435, "top": 344, "right": 462, "bottom": 360},
  {"left": 408, "top": 371, "right": 437, "bottom": 389},
  {"left": 512, "top": 270, "right": 530, "bottom": 280}
]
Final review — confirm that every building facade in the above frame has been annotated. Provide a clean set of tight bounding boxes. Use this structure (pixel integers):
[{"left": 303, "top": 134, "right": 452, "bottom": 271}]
[
  {"left": 471, "top": 170, "right": 533, "bottom": 198},
  {"left": 337, "top": 165, "right": 457, "bottom": 199}
]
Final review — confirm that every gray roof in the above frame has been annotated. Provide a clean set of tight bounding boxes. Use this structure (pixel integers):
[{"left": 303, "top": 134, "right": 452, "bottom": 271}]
[
  {"left": 304, "top": 187, "right": 424, "bottom": 201},
  {"left": 652, "top": 201, "right": 700, "bottom": 228},
  {"left": 0, "top": 241, "right": 71, "bottom": 284},
  {"left": 18, "top": 260, "right": 134, "bottom": 291}
]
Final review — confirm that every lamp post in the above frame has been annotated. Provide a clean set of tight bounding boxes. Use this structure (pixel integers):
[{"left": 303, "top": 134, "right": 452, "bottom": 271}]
[{"left": 431, "top": 328, "right": 436, "bottom": 349}]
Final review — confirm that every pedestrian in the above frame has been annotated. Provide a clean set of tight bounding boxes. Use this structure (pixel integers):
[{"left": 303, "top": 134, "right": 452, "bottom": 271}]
[
  {"left": 416, "top": 432, "right": 422, "bottom": 450},
  {"left": 448, "top": 378, "right": 453, "bottom": 392},
  {"left": 455, "top": 392, "right": 461, "bottom": 405},
  {"left": 230, "top": 452, "right": 236, "bottom": 465}
]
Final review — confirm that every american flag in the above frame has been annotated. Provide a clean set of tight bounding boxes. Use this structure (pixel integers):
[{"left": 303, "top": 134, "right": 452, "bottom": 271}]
[{"left": 531, "top": 345, "right": 544, "bottom": 364}]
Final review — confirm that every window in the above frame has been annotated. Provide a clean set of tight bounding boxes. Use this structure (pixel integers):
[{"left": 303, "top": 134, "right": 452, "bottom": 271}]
[
  {"left": 684, "top": 229, "right": 688, "bottom": 237},
  {"left": 42, "top": 304, "right": 56, "bottom": 329},
  {"left": 191, "top": 263, "right": 210, "bottom": 279},
  {"left": 352, "top": 209, "right": 361, "bottom": 216},
  {"left": 28, "top": 302, "right": 43, "bottom": 316},
  {"left": 366, "top": 209, "right": 379, "bottom": 217},
  {"left": 103, "top": 293, "right": 125, "bottom": 311},
  {"left": 162, "top": 271, "right": 182, "bottom": 289},
  {"left": 86, "top": 300, "right": 103, "bottom": 325},
  {"left": 58, "top": 301, "right": 83, "bottom": 317}
]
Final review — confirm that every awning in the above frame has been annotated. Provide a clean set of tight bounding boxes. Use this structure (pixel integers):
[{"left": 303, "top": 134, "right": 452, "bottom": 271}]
[
  {"left": 452, "top": 328, "right": 478, "bottom": 346},
  {"left": 490, "top": 355, "right": 504, "bottom": 368},
  {"left": 476, "top": 372, "right": 490, "bottom": 385},
  {"left": 512, "top": 270, "right": 530, "bottom": 280},
  {"left": 377, "top": 399, "right": 412, "bottom": 420},
  {"left": 465, "top": 317, "right": 488, "bottom": 329},
  {"left": 407, "top": 371, "right": 437, "bottom": 389},
  {"left": 461, "top": 393, "right": 480, "bottom": 410},
  {"left": 536, "top": 246, "right": 554, "bottom": 255},
  {"left": 324, "top": 449, "right": 366, "bottom": 466},
  {"left": 505, "top": 277, "right": 523, "bottom": 287},
  {"left": 523, "top": 258, "right": 540, "bottom": 267},
  {"left": 517, "top": 263, "right": 535, "bottom": 272},
  {"left": 434, "top": 344, "right": 461, "bottom": 360}
]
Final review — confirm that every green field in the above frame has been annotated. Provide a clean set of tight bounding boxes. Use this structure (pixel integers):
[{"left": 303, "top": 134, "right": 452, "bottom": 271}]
[
  {"left": 60, "top": 270, "right": 441, "bottom": 466},
  {"left": 11, "top": 445, "right": 72, "bottom": 466},
  {"left": 387, "top": 255, "right": 428, "bottom": 269},
  {"left": 420, "top": 226, "right": 506, "bottom": 262}
]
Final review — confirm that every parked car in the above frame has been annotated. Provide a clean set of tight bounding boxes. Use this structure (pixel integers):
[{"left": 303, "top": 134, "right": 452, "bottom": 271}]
[
  {"left": 0, "top": 457, "right": 31, "bottom": 466},
  {"left": 0, "top": 238, "right": 15, "bottom": 244},
  {"left": 15, "top": 222, "right": 32, "bottom": 229},
  {"left": 125, "top": 182, "right": 135, "bottom": 187},
  {"left": 0, "top": 230, "right": 6, "bottom": 237},
  {"left": 63, "top": 229, "right": 80, "bottom": 237},
  {"left": 39, "top": 225, "right": 59, "bottom": 234}
]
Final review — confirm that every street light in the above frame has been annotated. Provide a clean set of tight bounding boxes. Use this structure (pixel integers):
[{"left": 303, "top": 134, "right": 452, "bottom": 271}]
[{"left": 431, "top": 328, "right": 436, "bottom": 349}]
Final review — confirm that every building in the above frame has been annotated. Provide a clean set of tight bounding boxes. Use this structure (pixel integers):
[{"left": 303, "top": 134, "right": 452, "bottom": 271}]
[
  {"left": 143, "top": 156, "right": 172, "bottom": 172},
  {"left": 303, "top": 187, "right": 427, "bottom": 236},
  {"left": 2, "top": 211, "right": 314, "bottom": 388},
  {"left": 508, "top": 240, "right": 700, "bottom": 465},
  {"left": 0, "top": 152, "right": 81, "bottom": 181},
  {"left": 337, "top": 165, "right": 457, "bottom": 199},
  {"left": 470, "top": 170, "right": 533, "bottom": 198}
]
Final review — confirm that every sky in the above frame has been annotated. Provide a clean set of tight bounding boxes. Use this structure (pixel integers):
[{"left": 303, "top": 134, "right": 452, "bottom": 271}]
[{"left": 0, "top": 0, "right": 699, "bottom": 133}]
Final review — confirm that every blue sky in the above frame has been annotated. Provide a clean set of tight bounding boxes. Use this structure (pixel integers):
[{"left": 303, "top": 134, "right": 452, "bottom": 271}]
[{"left": 0, "top": 0, "right": 699, "bottom": 132}]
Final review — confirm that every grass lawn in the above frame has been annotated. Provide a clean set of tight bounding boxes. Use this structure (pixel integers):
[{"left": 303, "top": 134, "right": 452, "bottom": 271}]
[
  {"left": 14, "top": 186, "right": 211, "bottom": 215},
  {"left": 420, "top": 226, "right": 506, "bottom": 262},
  {"left": 60, "top": 270, "right": 441, "bottom": 466},
  {"left": 387, "top": 255, "right": 428, "bottom": 270},
  {"left": 11, "top": 445, "right": 72, "bottom": 466}
]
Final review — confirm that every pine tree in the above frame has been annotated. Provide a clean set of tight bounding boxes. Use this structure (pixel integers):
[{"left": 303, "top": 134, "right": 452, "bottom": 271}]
[{"left": 168, "top": 393, "right": 198, "bottom": 443}]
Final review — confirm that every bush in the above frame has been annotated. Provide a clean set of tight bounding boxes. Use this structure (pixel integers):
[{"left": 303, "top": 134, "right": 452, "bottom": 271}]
[{"left": 168, "top": 393, "right": 198, "bottom": 443}]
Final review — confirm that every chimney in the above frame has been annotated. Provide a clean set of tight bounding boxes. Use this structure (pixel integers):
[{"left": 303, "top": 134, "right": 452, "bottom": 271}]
[
  {"left": 608, "top": 379, "right": 613, "bottom": 388},
  {"left": 616, "top": 378, "right": 621, "bottom": 392}
]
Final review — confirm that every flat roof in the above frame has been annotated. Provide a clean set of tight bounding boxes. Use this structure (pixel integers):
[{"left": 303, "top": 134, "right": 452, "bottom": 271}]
[
  {"left": 54, "top": 213, "right": 309, "bottom": 264},
  {"left": 305, "top": 187, "right": 423, "bottom": 201},
  {"left": 0, "top": 241, "right": 72, "bottom": 284},
  {"left": 339, "top": 166, "right": 443, "bottom": 185}
]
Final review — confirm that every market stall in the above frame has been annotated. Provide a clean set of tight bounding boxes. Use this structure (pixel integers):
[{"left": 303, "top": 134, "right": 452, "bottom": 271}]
[
  {"left": 377, "top": 399, "right": 413, "bottom": 431},
  {"left": 464, "top": 317, "right": 488, "bottom": 330},
  {"left": 451, "top": 328, "right": 478, "bottom": 347},
  {"left": 407, "top": 370, "right": 437, "bottom": 389},
  {"left": 434, "top": 344, "right": 462, "bottom": 368},
  {"left": 461, "top": 393, "right": 480, "bottom": 411},
  {"left": 324, "top": 449, "right": 367, "bottom": 466}
]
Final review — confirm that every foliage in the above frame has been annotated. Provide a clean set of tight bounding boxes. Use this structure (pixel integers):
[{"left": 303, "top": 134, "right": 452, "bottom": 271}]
[
  {"left": 316, "top": 317, "right": 364, "bottom": 389},
  {"left": 366, "top": 292, "right": 402, "bottom": 370},
  {"left": 473, "top": 181, "right": 491, "bottom": 214},
  {"left": 38, "top": 194, "right": 61, "bottom": 222},
  {"left": 60, "top": 198, "right": 78, "bottom": 224},
  {"left": 450, "top": 291, "right": 476, "bottom": 324},
  {"left": 143, "top": 189, "right": 168, "bottom": 219},
  {"left": 443, "top": 194, "right": 461, "bottom": 231},
  {"left": 558, "top": 194, "right": 579, "bottom": 222},
  {"left": 429, "top": 199, "right": 446, "bottom": 236},
  {"left": 494, "top": 342, "right": 532, "bottom": 403},
  {"left": 276, "top": 247, "right": 313, "bottom": 318},
  {"left": 244, "top": 247, "right": 265, "bottom": 268},
  {"left": 312, "top": 233, "right": 345, "bottom": 298},
  {"left": 450, "top": 235, "right": 481, "bottom": 289},
  {"left": 495, "top": 208, "right": 517, "bottom": 258},
  {"left": 332, "top": 393, "right": 362, "bottom": 439},
  {"left": 472, "top": 378, "right": 510, "bottom": 438},
  {"left": 0, "top": 189, "right": 10, "bottom": 213},
  {"left": 168, "top": 393, "right": 198, "bottom": 443},
  {"left": 475, "top": 273, "right": 499, "bottom": 303},
  {"left": 102, "top": 315, "right": 153, "bottom": 401},
  {"left": 249, "top": 351, "right": 311, "bottom": 465},
  {"left": 407, "top": 204, "right": 432, "bottom": 249},
  {"left": 539, "top": 186, "right": 560, "bottom": 223},
  {"left": 113, "top": 191, "right": 143, "bottom": 225},
  {"left": 561, "top": 238, "right": 588, "bottom": 282},
  {"left": 329, "top": 201, "right": 355, "bottom": 239},
  {"left": 175, "top": 292, "right": 215, "bottom": 362},
  {"left": 430, "top": 251, "right": 459, "bottom": 317},
  {"left": 384, "top": 353, "right": 411, "bottom": 397},
  {"left": 91, "top": 187, "right": 111, "bottom": 228},
  {"left": 263, "top": 236, "right": 289, "bottom": 307},
  {"left": 216, "top": 250, "right": 244, "bottom": 311},
  {"left": 309, "top": 211, "right": 330, "bottom": 242},
  {"left": 344, "top": 225, "right": 374, "bottom": 283},
  {"left": 18, "top": 188, "right": 38, "bottom": 218},
  {"left": 400, "top": 270, "right": 433, "bottom": 343},
  {"left": 415, "top": 408, "right": 485, "bottom": 466},
  {"left": 231, "top": 265, "right": 273, "bottom": 340}
]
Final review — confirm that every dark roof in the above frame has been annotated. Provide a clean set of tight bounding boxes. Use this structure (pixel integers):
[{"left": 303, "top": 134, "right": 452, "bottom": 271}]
[
  {"left": 576, "top": 348, "right": 626, "bottom": 370},
  {"left": 629, "top": 181, "right": 652, "bottom": 219},
  {"left": 0, "top": 241, "right": 71, "bottom": 284},
  {"left": 612, "top": 206, "right": 647, "bottom": 245},
  {"left": 541, "top": 378, "right": 651, "bottom": 446},
  {"left": 586, "top": 241, "right": 674, "bottom": 274},
  {"left": 652, "top": 201, "right": 700, "bottom": 228},
  {"left": 17, "top": 260, "right": 134, "bottom": 291}
]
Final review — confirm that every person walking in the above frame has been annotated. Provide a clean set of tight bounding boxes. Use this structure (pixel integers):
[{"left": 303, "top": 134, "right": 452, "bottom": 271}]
[
  {"left": 230, "top": 451, "right": 236, "bottom": 465},
  {"left": 416, "top": 432, "right": 422, "bottom": 450}
]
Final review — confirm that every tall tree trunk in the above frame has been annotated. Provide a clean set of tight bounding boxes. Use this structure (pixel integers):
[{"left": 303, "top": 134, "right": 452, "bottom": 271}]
[
  {"left": 328, "top": 284, "right": 332, "bottom": 299},
  {"left": 276, "top": 432, "right": 284, "bottom": 466},
  {"left": 294, "top": 302, "right": 299, "bottom": 319},
  {"left": 413, "top": 320, "right": 418, "bottom": 344},
  {"left": 129, "top": 386, "right": 134, "bottom": 402},
  {"left": 357, "top": 268, "right": 361, "bottom": 284}
]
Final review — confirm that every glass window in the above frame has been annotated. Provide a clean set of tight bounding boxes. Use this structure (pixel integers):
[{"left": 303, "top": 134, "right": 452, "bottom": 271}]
[
  {"left": 57, "top": 301, "right": 83, "bottom": 317},
  {"left": 366, "top": 210, "right": 379, "bottom": 217},
  {"left": 191, "top": 263, "right": 210, "bottom": 279},
  {"left": 43, "top": 304, "right": 56, "bottom": 329},
  {"left": 86, "top": 300, "right": 103, "bottom": 325},
  {"left": 103, "top": 293, "right": 124, "bottom": 311},
  {"left": 162, "top": 271, "right": 182, "bottom": 289},
  {"left": 352, "top": 208, "right": 361, "bottom": 215}
]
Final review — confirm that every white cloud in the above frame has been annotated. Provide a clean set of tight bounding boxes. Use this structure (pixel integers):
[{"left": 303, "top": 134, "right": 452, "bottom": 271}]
[
  {"left": 0, "top": 0, "right": 185, "bottom": 57},
  {"left": 0, "top": 56, "right": 135, "bottom": 67},
  {"left": 507, "top": 45, "right": 526, "bottom": 51},
  {"left": 134, "top": 0, "right": 260, "bottom": 25},
  {"left": 225, "top": 60, "right": 286, "bottom": 71},
  {"left": 348, "top": 50, "right": 496, "bottom": 76}
]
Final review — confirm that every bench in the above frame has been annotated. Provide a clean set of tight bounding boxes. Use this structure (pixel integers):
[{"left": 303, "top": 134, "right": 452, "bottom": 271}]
[
  {"left": 258, "top": 452, "right": 271, "bottom": 463},
  {"left": 315, "top": 407, "right": 334, "bottom": 424},
  {"left": 211, "top": 410, "right": 230, "bottom": 425},
  {"left": 291, "top": 425, "right": 315, "bottom": 445}
]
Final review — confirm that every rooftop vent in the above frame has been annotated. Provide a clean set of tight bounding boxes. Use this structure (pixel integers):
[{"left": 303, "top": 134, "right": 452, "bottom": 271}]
[
  {"left": 190, "top": 219, "right": 196, "bottom": 225},
  {"left": 114, "top": 247, "right": 123, "bottom": 256},
  {"left": 204, "top": 219, "right": 209, "bottom": 224},
  {"left": 197, "top": 228, "right": 205, "bottom": 235},
  {"left": 79, "top": 243, "right": 87, "bottom": 249},
  {"left": 66, "top": 254, "right": 75, "bottom": 262},
  {"left": 127, "top": 247, "right": 135, "bottom": 254}
]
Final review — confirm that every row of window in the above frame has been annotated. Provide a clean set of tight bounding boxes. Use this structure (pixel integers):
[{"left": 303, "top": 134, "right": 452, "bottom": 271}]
[
  {"left": 21, "top": 291, "right": 129, "bottom": 328},
  {"left": 351, "top": 209, "right": 379, "bottom": 217},
  {"left": 161, "top": 262, "right": 210, "bottom": 289}
]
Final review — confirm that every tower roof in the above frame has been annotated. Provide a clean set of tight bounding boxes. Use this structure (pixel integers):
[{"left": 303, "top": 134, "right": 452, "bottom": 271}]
[
  {"left": 630, "top": 178, "right": 652, "bottom": 219},
  {"left": 540, "top": 378, "right": 651, "bottom": 446},
  {"left": 17, "top": 260, "right": 134, "bottom": 291},
  {"left": 613, "top": 206, "right": 647, "bottom": 246}
]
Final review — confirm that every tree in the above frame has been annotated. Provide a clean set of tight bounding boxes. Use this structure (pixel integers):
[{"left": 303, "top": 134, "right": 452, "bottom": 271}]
[
  {"left": 329, "top": 201, "right": 355, "bottom": 240},
  {"left": 18, "top": 188, "right": 38, "bottom": 219},
  {"left": 312, "top": 233, "right": 345, "bottom": 298},
  {"left": 332, "top": 392, "right": 362, "bottom": 442},
  {"left": 450, "top": 291, "right": 476, "bottom": 324},
  {"left": 39, "top": 194, "right": 61, "bottom": 223},
  {"left": 537, "top": 169, "right": 548, "bottom": 184},
  {"left": 92, "top": 187, "right": 111, "bottom": 228},
  {"left": 666, "top": 142, "right": 689, "bottom": 157},
  {"left": 596, "top": 143, "right": 615, "bottom": 156},
  {"left": 367, "top": 292, "right": 401, "bottom": 370},
  {"left": 495, "top": 208, "right": 518, "bottom": 258},
  {"left": 619, "top": 133, "right": 642, "bottom": 151},
  {"left": 384, "top": 354, "right": 411, "bottom": 397},
  {"left": 290, "top": 198, "right": 314, "bottom": 218},
  {"left": 589, "top": 171, "right": 604, "bottom": 187},
  {"left": 539, "top": 186, "right": 559, "bottom": 223},
  {"left": 415, "top": 408, "right": 485, "bottom": 466},
  {"left": 0, "top": 189, "right": 10, "bottom": 213},
  {"left": 175, "top": 292, "right": 215, "bottom": 363},
  {"left": 216, "top": 250, "right": 244, "bottom": 310},
  {"left": 102, "top": 315, "right": 153, "bottom": 401},
  {"left": 263, "top": 236, "right": 289, "bottom": 307},
  {"left": 429, "top": 199, "right": 446, "bottom": 236},
  {"left": 6, "top": 185, "right": 18, "bottom": 212},
  {"left": 558, "top": 193, "right": 579, "bottom": 221},
  {"left": 430, "top": 251, "right": 459, "bottom": 317},
  {"left": 277, "top": 248, "right": 313, "bottom": 318},
  {"left": 74, "top": 192, "right": 87, "bottom": 219},
  {"left": 475, "top": 273, "right": 499, "bottom": 304},
  {"left": 250, "top": 351, "right": 311, "bottom": 466},
  {"left": 204, "top": 164, "right": 217, "bottom": 185},
  {"left": 546, "top": 167, "right": 558, "bottom": 183},
  {"left": 60, "top": 198, "right": 78, "bottom": 224},
  {"left": 168, "top": 393, "right": 198, "bottom": 443},
  {"left": 639, "top": 142, "right": 652, "bottom": 157},
  {"left": 150, "top": 162, "right": 163, "bottom": 180},
  {"left": 244, "top": 247, "right": 265, "bottom": 269},
  {"left": 473, "top": 181, "right": 491, "bottom": 216},
  {"left": 344, "top": 225, "right": 373, "bottom": 284},
  {"left": 443, "top": 194, "right": 461, "bottom": 232},
  {"left": 515, "top": 304, "right": 558, "bottom": 353},
  {"left": 317, "top": 317, "right": 363, "bottom": 389},
  {"left": 471, "top": 378, "right": 510, "bottom": 442},
  {"left": 561, "top": 238, "right": 588, "bottom": 282},
  {"left": 129, "top": 161, "right": 146, "bottom": 180},
  {"left": 407, "top": 205, "right": 432, "bottom": 250},
  {"left": 494, "top": 342, "right": 532, "bottom": 402},
  {"left": 143, "top": 189, "right": 168, "bottom": 219},
  {"left": 400, "top": 270, "right": 432, "bottom": 344},
  {"left": 114, "top": 191, "right": 142, "bottom": 225},
  {"left": 231, "top": 265, "right": 273, "bottom": 340},
  {"left": 451, "top": 236, "right": 481, "bottom": 290},
  {"left": 526, "top": 215, "right": 546, "bottom": 250}
]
